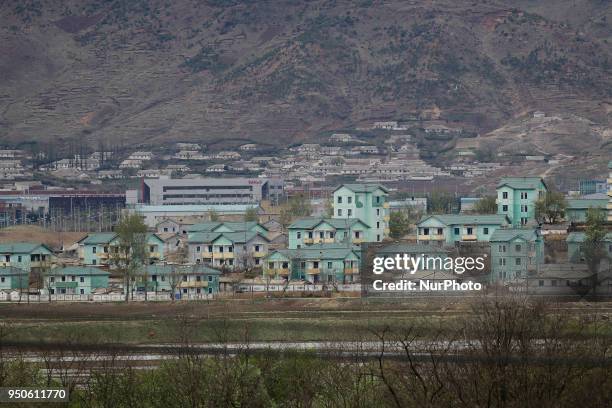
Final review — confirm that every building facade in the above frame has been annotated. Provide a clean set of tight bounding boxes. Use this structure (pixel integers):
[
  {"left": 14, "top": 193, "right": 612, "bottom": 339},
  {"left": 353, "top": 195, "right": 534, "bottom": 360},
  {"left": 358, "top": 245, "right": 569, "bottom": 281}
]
[
  {"left": 46, "top": 266, "right": 110, "bottom": 295},
  {"left": 332, "top": 184, "right": 389, "bottom": 242},
  {"left": 496, "top": 177, "right": 547, "bottom": 227},
  {"left": 490, "top": 228, "right": 544, "bottom": 282},
  {"left": 416, "top": 215, "right": 509, "bottom": 245},
  {"left": 287, "top": 218, "right": 370, "bottom": 249},
  {"left": 0, "top": 243, "right": 53, "bottom": 271}
]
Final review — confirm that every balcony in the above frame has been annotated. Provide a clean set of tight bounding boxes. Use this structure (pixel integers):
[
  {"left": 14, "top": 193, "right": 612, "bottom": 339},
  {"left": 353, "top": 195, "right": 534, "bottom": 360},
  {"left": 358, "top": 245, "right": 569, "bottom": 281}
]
[
  {"left": 252, "top": 251, "right": 267, "bottom": 258},
  {"left": 383, "top": 216, "right": 390, "bottom": 222},
  {"left": 267, "top": 268, "right": 290, "bottom": 276},
  {"left": 418, "top": 234, "right": 445, "bottom": 241},
  {"left": 303, "top": 238, "right": 314, "bottom": 244},
  {"left": 306, "top": 268, "right": 320, "bottom": 275},
  {"left": 461, "top": 234, "right": 477, "bottom": 241},
  {"left": 214, "top": 252, "right": 234, "bottom": 259},
  {"left": 353, "top": 238, "right": 364, "bottom": 244},
  {"left": 149, "top": 252, "right": 161, "bottom": 259},
  {"left": 344, "top": 267, "right": 359, "bottom": 274},
  {"left": 179, "top": 280, "right": 208, "bottom": 288}
]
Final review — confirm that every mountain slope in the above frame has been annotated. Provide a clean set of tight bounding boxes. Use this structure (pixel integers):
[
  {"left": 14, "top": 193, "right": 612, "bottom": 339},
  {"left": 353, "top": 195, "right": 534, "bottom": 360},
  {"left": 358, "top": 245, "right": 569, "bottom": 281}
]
[{"left": 0, "top": 0, "right": 610, "bottom": 152}]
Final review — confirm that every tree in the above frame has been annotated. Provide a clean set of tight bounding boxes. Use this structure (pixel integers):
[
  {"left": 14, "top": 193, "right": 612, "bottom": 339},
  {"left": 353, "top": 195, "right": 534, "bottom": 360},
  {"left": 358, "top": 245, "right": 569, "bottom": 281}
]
[
  {"left": 324, "top": 199, "right": 333, "bottom": 218},
  {"left": 473, "top": 196, "right": 497, "bottom": 214},
  {"left": 244, "top": 208, "right": 258, "bottom": 222},
  {"left": 535, "top": 191, "right": 566, "bottom": 224},
  {"left": 581, "top": 208, "right": 608, "bottom": 296},
  {"left": 113, "top": 214, "right": 148, "bottom": 302},
  {"left": 208, "top": 210, "right": 220, "bottom": 222},
  {"left": 429, "top": 192, "right": 455, "bottom": 214},
  {"left": 389, "top": 211, "right": 410, "bottom": 239},
  {"left": 287, "top": 194, "right": 312, "bottom": 217}
]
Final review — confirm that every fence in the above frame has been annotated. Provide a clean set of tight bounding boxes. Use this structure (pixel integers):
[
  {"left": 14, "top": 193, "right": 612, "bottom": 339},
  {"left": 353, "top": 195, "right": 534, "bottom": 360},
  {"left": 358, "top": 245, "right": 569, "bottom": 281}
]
[{"left": 0, "top": 291, "right": 214, "bottom": 303}]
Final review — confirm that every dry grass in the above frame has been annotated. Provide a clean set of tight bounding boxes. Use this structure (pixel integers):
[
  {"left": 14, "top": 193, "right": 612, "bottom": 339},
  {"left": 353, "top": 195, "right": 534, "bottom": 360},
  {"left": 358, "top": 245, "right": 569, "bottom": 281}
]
[{"left": 0, "top": 225, "right": 86, "bottom": 250}]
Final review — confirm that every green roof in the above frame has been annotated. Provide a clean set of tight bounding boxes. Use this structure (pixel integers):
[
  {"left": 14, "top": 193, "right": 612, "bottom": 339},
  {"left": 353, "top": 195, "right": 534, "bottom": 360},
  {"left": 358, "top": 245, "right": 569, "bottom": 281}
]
[
  {"left": 0, "top": 242, "right": 52, "bottom": 254},
  {"left": 0, "top": 266, "right": 28, "bottom": 276},
  {"left": 567, "top": 232, "right": 612, "bottom": 243},
  {"left": 188, "top": 221, "right": 267, "bottom": 233},
  {"left": 490, "top": 228, "right": 539, "bottom": 242},
  {"left": 272, "top": 245, "right": 360, "bottom": 261},
  {"left": 49, "top": 266, "right": 110, "bottom": 276},
  {"left": 288, "top": 218, "right": 369, "bottom": 229},
  {"left": 376, "top": 243, "right": 449, "bottom": 255},
  {"left": 419, "top": 214, "right": 508, "bottom": 226},
  {"left": 143, "top": 264, "right": 221, "bottom": 275},
  {"left": 496, "top": 177, "right": 546, "bottom": 190},
  {"left": 187, "top": 222, "right": 223, "bottom": 232},
  {"left": 188, "top": 231, "right": 266, "bottom": 244},
  {"left": 81, "top": 233, "right": 118, "bottom": 245},
  {"left": 566, "top": 199, "right": 608, "bottom": 210},
  {"left": 336, "top": 183, "right": 388, "bottom": 193}
]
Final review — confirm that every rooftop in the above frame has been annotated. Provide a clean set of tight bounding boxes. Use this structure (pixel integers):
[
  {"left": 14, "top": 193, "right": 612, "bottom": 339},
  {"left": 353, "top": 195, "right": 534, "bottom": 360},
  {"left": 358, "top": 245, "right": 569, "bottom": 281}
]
[
  {"left": 490, "top": 228, "right": 539, "bottom": 242},
  {"left": 335, "top": 183, "right": 389, "bottom": 194},
  {"left": 49, "top": 266, "right": 110, "bottom": 276},
  {"left": 496, "top": 177, "right": 546, "bottom": 190},
  {"left": 419, "top": 214, "right": 509, "bottom": 225}
]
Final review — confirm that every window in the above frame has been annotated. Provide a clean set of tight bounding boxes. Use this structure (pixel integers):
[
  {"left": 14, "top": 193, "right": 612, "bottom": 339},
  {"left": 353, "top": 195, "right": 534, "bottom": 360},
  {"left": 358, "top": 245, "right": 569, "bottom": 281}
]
[
  {"left": 255, "top": 258, "right": 260, "bottom": 265},
  {"left": 454, "top": 228, "right": 460, "bottom": 235},
  {"left": 499, "top": 244, "right": 506, "bottom": 252},
  {"left": 92, "top": 260, "right": 96, "bottom": 265},
  {"left": 103, "top": 246, "right": 108, "bottom": 253},
  {"left": 313, "top": 261, "right": 319, "bottom": 269},
  {"left": 308, "top": 232, "right": 313, "bottom": 239},
  {"left": 348, "top": 209, "right": 352, "bottom": 217},
  {"left": 282, "top": 262, "right": 288, "bottom": 269},
  {"left": 269, "top": 262, "right": 274, "bottom": 269},
  {"left": 50, "top": 276, "right": 54, "bottom": 282},
  {"left": 164, "top": 227, "right": 168, "bottom": 232},
  {"left": 0, "top": 277, "right": 4, "bottom": 283},
  {"left": 79, "top": 276, "right": 84, "bottom": 283},
  {"left": 376, "top": 196, "right": 380, "bottom": 204},
  {"left": 17, "top": 256, "right": 22, "bottom": 262},
  {"left": 377, "top": 222, "right": 380, "bottom": 228},
  {"left": 196, "top": 288, "right": 201, "bottom": 294},
  {"left": 502, "top": 192, "right": 508, "bottom": 199},
  {"left": 538, "top": 280, "right": 544, "bottom": 287},
  {"left": 466, "top": 227, "right": 473, "bottom": 235},
  {"left": 208, "top": 288, "right": 213, "bottom": 294},
  {"left": 208, "top": 245, "right": 213, "bottom": 252},
  {"left": 521, "top": 192, "right": 528, "bottom": 199},
  {"left": 228, "top": 246, "right": 233, "bottom": 253},
  {"left": 337, "top": 209, "right": 342, "bottom": 216},
  {"left": 484, "top": 228, "right": 489, "bottom": 235},
  {"left": 297, "top": 232, "right": 301, "bottom": 239},
  {"left": 377, "top": 234, "right": 381, "bottom": 241},
  {"left": 182, "top": 275, "right": 187, "bottom": 281},
  {"left": 502, "top": 205, "right": 508, "bottom": 212},
  {"left": 197, "top": 246, "right": 201, "bottom": 252},
  {"left": 161, "top": 276, "right": 166, "bottom": 282},
  {"left": 337, "top": 196, "right": 342, "bottom": 204},
  {"left": 499, "top": 258, "right": 506, "bottom": 266},
  {"left": 551, "top": 280, "right": 557, "bottom": 287},
  {"left": 355, "top": 231, "right": 361, "bottom": 238},
  {"left": 423, "top": 228, "right": 430, "bottom": 236},
  {"left": 80, "top": 289, "right": 84, "bottom": 295},
  {"left": 208, "top": 275, "right": 213, "bottom": 282},
  {"left": 92, "top": 247, "right": 97, "bottom": 254},
  {"left": 348, "top": 197, "right": 352, "bottom": 204},
  {"left": 150, "top": 246, "right": 155, "bottom": 253},
  {"left": 330, "top": 232, "right": 335, "bottom": 238},
  {"left": 327, "top": 262, "right": 332, "bottom": 269},
  {"left": 376, "top": 209, "right": 380, "bottom": 216},
  {"left": 438, "top": 228, "right": 443, "bottom": 235},
  {"left": 319, "top": 232, "right": 324, "bottom": 239},
  {"left": 515, "top": 244, "right": 521, "bottom": 252},
  {"left": 255, "top": 245, "right": 260, "bottom": 252},
  {"left": 61, "top": 276, "right": 66, "bottom": 282},
  {"left": 515, "top": 258, "right": 521, "bottom": 266},
  {"left": 196, "top": 276, "right": 202, "bottom": 282},
  {"left": 183, "top": 288, "right": 188, "bottom": 294},
  {"left": 219, "top": 247, "right": 224, "bottom": 253}
]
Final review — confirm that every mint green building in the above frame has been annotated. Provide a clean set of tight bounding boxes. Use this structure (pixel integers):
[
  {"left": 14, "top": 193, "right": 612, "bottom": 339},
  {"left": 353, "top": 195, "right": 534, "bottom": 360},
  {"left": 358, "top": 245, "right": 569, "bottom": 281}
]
[
  {"left": 187, "top": 221, "right": 268, "bottom": 237},
  {"left": 567, "top": 232, "right": 612, "bottom": 263},
  {"left": 565, "top": 199, "right": 608, "bottom": 223},
  {"left": 416, "top": 214, "right": 509, "bottom": 244},
  {"left": 0, "top": 267, "right": 29, "bottom": 290},
  {"left": 333, "top": 184, "right": 389, "bottom": 242},
  {"left": 134, "top": 264, "right": 221, "bottom": 297},
  {"left": 496, "top": 177, "right": 547, "bottom": 227},
  {"left": 187, "top": 231, "right": 269, "bottom": 269},
  {"left": 0, "top": 243, "right": 53, "bottom": 272},
  {"left": 46, "top": 266, "right": 110, "bottom": 295},
  {"left": 287, "top": 218, "right": 370, "bottom": 249},
  {"left": 78, "top": 233, "right": 165, "bottom": 266},
  {"left": 264, "top": 243, "right": 361, "bottom": 283},
  {"left": 490, "top": 228, "right": 544, "bottom": 282}
]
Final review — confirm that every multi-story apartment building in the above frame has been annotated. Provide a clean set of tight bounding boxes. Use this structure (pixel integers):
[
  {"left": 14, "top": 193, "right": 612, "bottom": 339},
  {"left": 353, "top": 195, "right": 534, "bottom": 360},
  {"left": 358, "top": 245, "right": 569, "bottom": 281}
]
[
  {"left": 46, "top": 266, "right": 110, "bottom": 295},
  {"left": 136, "top": 264, "right": 220, "bottom": 297},
  {"left": 0, "top": 243, "right": 53, "bottom": 272},
  {"left": 78, "top": 233, "right": 164, "bottom": 266},
  {"left": 332, "top": 184, "right": 389, "bottom": 242},
  {"left": 496, "top": 177, "right": 547, "bottom": 227},
  {"left": 142, "top": 177, "right": 285, "bottom": 206},
  {"left": 0, "top": 266, "right": 29, "bottom": 290},
  {"left": 416, "top": 215, "right": 509, "bottom": 245},
  {"left": 287, "top": 218, "right": 370, "bottom": 249},
  {"left": 490, "top": 228, "right": 543, "bottom": 282},
  {"left": 187, "top": 231, "right": 269, "bottom": 269}
]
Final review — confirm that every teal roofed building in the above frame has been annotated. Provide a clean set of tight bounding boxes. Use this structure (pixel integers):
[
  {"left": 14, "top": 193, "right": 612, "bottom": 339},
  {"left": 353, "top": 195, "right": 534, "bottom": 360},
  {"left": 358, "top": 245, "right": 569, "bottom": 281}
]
[
  {"left": 567, "top": 232, "right": 612, "bottom": 264},
  {"left": 287, "top": 218, "right": 370, "bottom": 249},
  {"left": 0, "top": 242, "right": 53, "bottom": 272},
  {"left": 78, "top": 233, "right": 165, "bottom": 266},
  {"left": 187, "top": 230, "right": 269, "bottom": 270},
  {"left": 133, "top": 264, "right": 221, "bottom": 298},
  {"left": 46, "top": 266, "right": 110, "bottom": 295},
  {"left": 187, "top": 221, "right": 268, "bottom": 236},
  {"left": 565, "top": 198, "right": 608, "bottom": 223},
  {"left": 490, "top": 228, "right": 543, "bottom": 282},
  {"left": 0, "top": 266, "right": 29, "bottom": 290},
  {"left": 496, "top": 177, "right": 547, "bottom": 227},
  {"left": 416, "top": 214, "right": 509, "bottom": 245},
  {"left": 264, "top": 243, "right": 361, "bottom": 284},
  {"left": 333, "top": 184, "right": 389, "bottom": 242}
]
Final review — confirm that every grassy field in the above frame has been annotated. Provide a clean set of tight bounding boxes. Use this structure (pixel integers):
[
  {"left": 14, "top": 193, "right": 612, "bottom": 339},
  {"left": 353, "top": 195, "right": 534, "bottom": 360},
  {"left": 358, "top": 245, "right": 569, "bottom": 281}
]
[{"left": 1, "top": 298, "right": 610, "bottom": 345}]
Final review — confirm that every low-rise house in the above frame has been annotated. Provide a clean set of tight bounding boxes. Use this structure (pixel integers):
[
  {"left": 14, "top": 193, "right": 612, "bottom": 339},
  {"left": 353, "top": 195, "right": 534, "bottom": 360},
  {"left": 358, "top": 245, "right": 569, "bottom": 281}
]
[
  {"left": 0, "top": 266, "right": 29, "bottom": 291},
  {"left": 129, "top": 151, "right": 153, "bottom": 161},
  {"left": 137, "top": 169, "right": 161, "bottom": 178},
  {"left": 239, "top": 143, "right": 258, "bottom": 151},
  {"left": 187, "top": 221, "right": 268, "bottom": 237},
  {"left": 206, "top": 164, "right": 226, "bottom": 173},
  {"left": 134, "top": 264, "right": 220, "bottom": 298},
  {"left": 188, "top": 231, "right": 269, "bottom": 269},
  {"left": 288, "top": 218, "right": 370, "bottom": 249},
  {"left": 490, "top": 228, "right": 544, "bottom": 282},
  {"left": 565, "top": 198, "right": 608, "bottom": 223},
  {"left": 416, "top": 215, "right": 509, "bottom": 245},
  {"left": 0, "top": 243, "right": 54, "bottom": 272},
  {"left": 330, "top": 133, "right": 353, "bottom": 143},
  {"left": 264, "top": 243, "right": 360, "bottom": 283},
  {"left": 119, "top": 159, "right": 143, "bottom": 169},
  {"left": 567, "top": 232, "right": 612, "bottom": 264},
  {"left": 78, "top": 233, "right": 165, "bottom": 266},
  {"left": 216, "top": 151, "right": 241, "bottom": 160},
  {"left": 156, "top": 219, "right": 182, "bottom": 234},
  {"left": 46, "top": 266, "right": 110, "bottom": 295}
]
